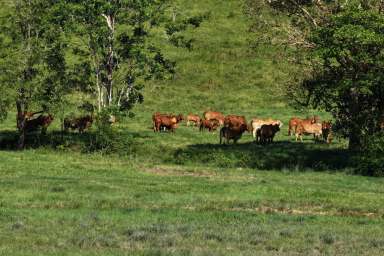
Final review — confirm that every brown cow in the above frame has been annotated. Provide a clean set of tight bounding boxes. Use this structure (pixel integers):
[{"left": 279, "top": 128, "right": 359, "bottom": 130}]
[
  {"left": 25, "top": 114, "right": 54, "bottom": 135},
  {"left": 203, "top": 111, "right": 225, "bottom": 126},
  {"left": 322, "top": 121, "right": 333, "bottom": 144},
  {"left": 219, "top": 124, "right": 248, "bottom": 144},
  {"left": 256, "top": 124, "right": 280, "bottom": 144},
  {"left": 64, "top": 115, "right": 93, "bottom": 133},
  {"left": 153, "top": 114, "right": 183, "bottom": 132},
  {"left": 249, "top": 118, "right": 283, "bottom": 140},
  {"left": 224, "top": 115, "right": 247, "bottom": 129},
  {"left": 288, "top": 116, "right": 319, "bottom": 136},
  {"left": 200, "top": 119, "right": 220, "bottom": 132},
  {"left": 186, "top": 114, "right": 201, "bottom": 127},
  {"left": 295, "top": 122, "right": 322, "bottom": 142}
]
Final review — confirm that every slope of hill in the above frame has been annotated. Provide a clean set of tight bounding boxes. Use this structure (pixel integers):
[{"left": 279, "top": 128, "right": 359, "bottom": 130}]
[{"left": 136, "top": 0, "right": 301, "bottom": 118}]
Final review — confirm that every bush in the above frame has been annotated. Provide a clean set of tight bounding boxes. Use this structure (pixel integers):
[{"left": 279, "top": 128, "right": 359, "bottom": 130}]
[
  {"left": 83, "top": 111, "right": 129, "bottom": 154},
  {"left": 355, "top": 132, "right": 384, "bottom": 177}
]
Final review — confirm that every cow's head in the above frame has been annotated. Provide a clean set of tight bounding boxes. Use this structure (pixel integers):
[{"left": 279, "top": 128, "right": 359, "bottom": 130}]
[
  {"left": 272, "top": 124, "right": 280, "bottom": 134},
  {"left": 322, "top": 121, "right": 332, "bottom": 130},
  {"left": 176, "top": 114, "right": 184, "bottom": 122},
  {"left": 311, "top": 115, "right": 320, "bottom": 124}
]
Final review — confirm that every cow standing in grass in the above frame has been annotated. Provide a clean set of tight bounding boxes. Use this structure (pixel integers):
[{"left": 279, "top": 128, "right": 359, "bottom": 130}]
[
  {"left": 249, "top": 118, "right": 283, "bottom": 140},
  {"left": 186, "top": 114, "right": 201, "bottom": 127},
  {"left": 257, "top": 124, "right": 280, "bottom": 144},
  {"left": 25, "top": 114, "right": 54, "bottom": 135},
  {"left": 203, "top": 111, "right": 225, "bottom": 126},
  {"left": 295, "top": 122, "right": 322, "bottom": 142},
  {"left": 200, "top": 119, "right": 220, "bottom": 132},
  {"left": 64, "top": 115, "right": 93, "bottom": 133},
  {"left": 224, "top": 115, "right": 247, "bottom": 129},
  {"left": 219, "top": 124, "right": 248, "bottom": 144},
  {"left": 288, "top": 116, "right": 319, "bottom": 136},
  {"left": 153, "top": 113, "right": 183, "bottom": 132}
]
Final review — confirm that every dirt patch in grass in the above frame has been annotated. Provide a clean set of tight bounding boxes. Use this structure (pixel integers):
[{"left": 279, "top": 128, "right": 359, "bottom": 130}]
[
  {"left": 141, "top": 166, "right": 258, "bottom": 181},
  {"left": 169, "top": 205, "right": 382, "bottom": 219}
]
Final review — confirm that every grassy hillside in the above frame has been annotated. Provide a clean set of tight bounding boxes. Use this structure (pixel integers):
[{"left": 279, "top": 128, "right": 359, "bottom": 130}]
[{"left": 0, "top": 0, "right": 383, "bottom": 255}]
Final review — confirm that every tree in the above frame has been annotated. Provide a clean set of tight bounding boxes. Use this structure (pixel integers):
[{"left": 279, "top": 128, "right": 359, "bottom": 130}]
[
  {"left": 0, "top": 0, "right": 70, "bottom": 149},
  {"left": 67, "top": 0, "right": 178, "bottom": 116},
  {"left": 295, "top": 8, "right": 384, "bottom": 150}
]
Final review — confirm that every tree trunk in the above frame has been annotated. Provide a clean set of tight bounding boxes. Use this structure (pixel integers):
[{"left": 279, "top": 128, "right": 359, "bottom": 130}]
[
  {"left": 102, "top": 13, "right": 115, "bottom": 108},
  {"left": 348, "top": 88, "right": 361, "bottom": 151},
  {"left": 348, "top": 127, "right": 361, "bottom": 151},
  {"left": 16, "top": 100, "right": 27, "bottom": 150}
]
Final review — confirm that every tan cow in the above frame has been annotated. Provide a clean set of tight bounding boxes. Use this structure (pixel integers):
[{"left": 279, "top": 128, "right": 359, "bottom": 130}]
[
  {"left": 288, "top": 116, "right": 319, "bottom": 136},
  {"left": 249, "top": 118, "right": 283, "bottom": 140},
  {"left": 186, "top": 114, "right": 201, "bottom": 127},
  {"left": 203, "top": 111, "right": 225, "bottom": 126},
  {"left": 295, "top": 122, "right": 322, "bottom": 142}
]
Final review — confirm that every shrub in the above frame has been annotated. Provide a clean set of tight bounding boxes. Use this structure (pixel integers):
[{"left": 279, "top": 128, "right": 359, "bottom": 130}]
[
  {"left": 83, "top": 110, "right": 129, "bottom": 154},
  {"left": 355, "top": 132, "right": 384, "bottom": 177}
]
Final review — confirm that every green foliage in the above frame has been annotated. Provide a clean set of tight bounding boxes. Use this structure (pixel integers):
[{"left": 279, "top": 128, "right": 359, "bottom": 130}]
[
  {"left": 296, "top": 8, "right": 384, "bottom": 149},
  {"left": 355, "top": 132, "right": 384, "bottom": 176},
  {"left": 84, "top": 110, "right": 129, "bottom": 154},
  {"left": 0, "top": 0, "right": 71, "bottom": 118}
]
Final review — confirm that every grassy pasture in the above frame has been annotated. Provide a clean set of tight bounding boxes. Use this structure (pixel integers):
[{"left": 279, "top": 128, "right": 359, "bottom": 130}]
[{"left": 0, "top": 0, "right": 384, "bottom": 255}]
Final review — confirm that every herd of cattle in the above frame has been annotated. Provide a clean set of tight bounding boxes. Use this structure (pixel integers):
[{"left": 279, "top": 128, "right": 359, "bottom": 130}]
[
  {"left": 152, "top": 111, "right": 334, "bottom": 144},
  {"left": 16, "top": 110, "right": 333, "bottom": 145}
]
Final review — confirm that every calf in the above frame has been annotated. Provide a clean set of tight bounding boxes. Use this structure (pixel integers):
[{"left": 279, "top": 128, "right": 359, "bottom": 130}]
[
  {"left": 203, "top": 111, "right": 225, "bottom": 126},
  {"left": 257, "top": 124, "right": 280, "bottom": 144},
  {"left": 64, "top": 115, "right": 93, "bottom": 133},
  {"left": 186, "top": 114, "right": 201, "bottom": 127},
  {"left": 219, "top": 124, "right": 248, "bottom": 144},
  {"left": 200, "top": 119, "right": 220, "bottom": 132},
  {"left": 295, "top": 122, "right": 322, "bottom": 142},
  {"left": 25, "top": 114, "right": 54, "bottom": 135}
]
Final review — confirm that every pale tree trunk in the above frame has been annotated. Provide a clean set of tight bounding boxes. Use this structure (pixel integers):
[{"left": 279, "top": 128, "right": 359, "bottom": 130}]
[
  {"left": 90, "top": 44, "right": 103, "bottom": 112},
  {"left": 102, "top": 13, "right": 115, "bottom": 107}
]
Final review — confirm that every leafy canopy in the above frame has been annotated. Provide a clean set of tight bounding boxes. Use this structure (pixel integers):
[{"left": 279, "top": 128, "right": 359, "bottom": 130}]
[{"left": 301, "top": 8, "right": 384, "bottom": 148}]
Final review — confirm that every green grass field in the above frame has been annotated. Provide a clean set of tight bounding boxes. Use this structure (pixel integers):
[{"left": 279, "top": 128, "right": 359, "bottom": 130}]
[{"left": 1, "top": 0, "right": 384, "bottom": 255}]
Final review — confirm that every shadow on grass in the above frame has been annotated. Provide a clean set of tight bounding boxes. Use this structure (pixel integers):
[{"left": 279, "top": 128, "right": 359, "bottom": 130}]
[
  {"left": 0, "top": 130, "right": 98, "bottom": 151},
  {"left": 0, "top": 129, "right": 356, "bottom": 172},
  {"left": 171, "top": 141, "right": 355, "bottom": 171}
]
